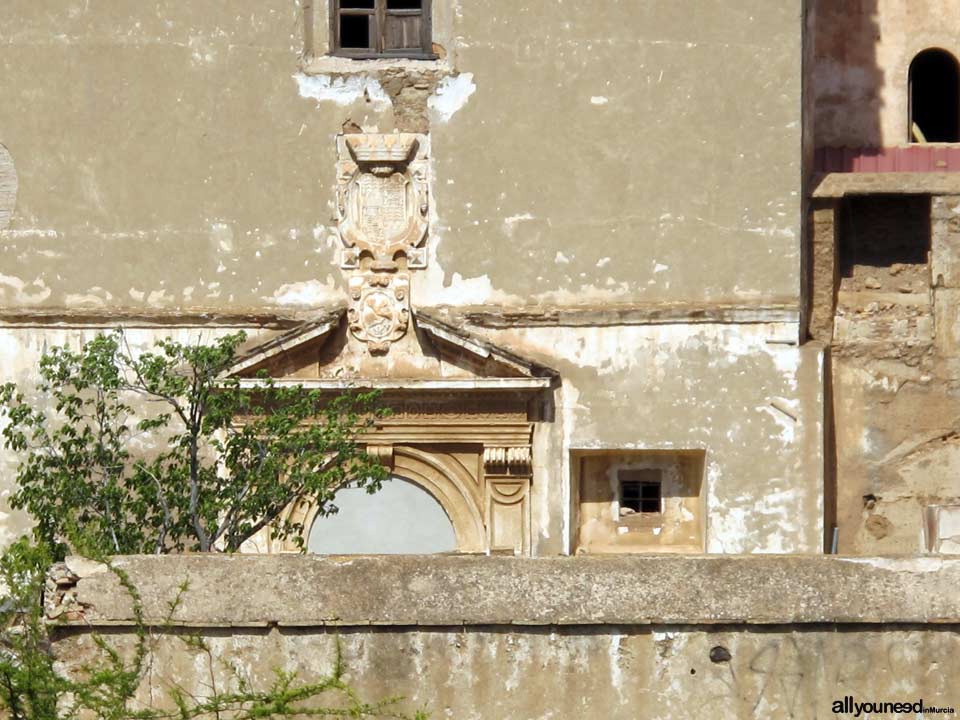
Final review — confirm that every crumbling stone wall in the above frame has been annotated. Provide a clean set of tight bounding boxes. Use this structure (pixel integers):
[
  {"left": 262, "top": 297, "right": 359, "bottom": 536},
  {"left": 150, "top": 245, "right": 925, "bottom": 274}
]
[{"left": 809, "top": 181, "right": 960, "bottom": 553}]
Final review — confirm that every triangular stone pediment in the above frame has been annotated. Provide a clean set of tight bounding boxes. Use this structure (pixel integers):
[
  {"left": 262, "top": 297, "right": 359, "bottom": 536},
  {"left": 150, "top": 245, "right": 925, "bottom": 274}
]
[{"left": 227, "top": 308, "right": 558, "bottom": 391}]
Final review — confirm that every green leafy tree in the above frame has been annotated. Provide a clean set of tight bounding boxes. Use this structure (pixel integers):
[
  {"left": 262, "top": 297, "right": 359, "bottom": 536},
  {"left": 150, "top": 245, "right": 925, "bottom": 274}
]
[{"left": 0, "top": 331, "right": 389, "bottom": 557}]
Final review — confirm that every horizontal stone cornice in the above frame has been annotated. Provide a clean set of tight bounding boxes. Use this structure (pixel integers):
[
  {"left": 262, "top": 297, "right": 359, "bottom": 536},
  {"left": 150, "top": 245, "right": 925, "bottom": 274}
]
[{"left": 50, "top": 554, "right": 960, "bottom": 629}]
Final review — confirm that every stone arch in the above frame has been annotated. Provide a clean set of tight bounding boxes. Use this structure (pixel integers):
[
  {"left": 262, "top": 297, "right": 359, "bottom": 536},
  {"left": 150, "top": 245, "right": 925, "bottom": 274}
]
[
  {"left": 390, "top": 446, "right": 486, "bottom": 552},
  {"left": 268, "top": 445, "right": 486, "bottom": 554}
]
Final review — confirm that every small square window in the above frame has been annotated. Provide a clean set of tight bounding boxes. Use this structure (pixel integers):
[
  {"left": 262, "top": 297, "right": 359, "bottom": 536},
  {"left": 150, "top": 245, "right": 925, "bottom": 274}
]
[
  {"left": 576, "top": 451, "right": 705, "bottom": 554},
  {"left": 620, "top": 470, "right": 662, "bottom": 514},
  {"left": 331, "top": 0, "right": 434, "bottom": 59}
]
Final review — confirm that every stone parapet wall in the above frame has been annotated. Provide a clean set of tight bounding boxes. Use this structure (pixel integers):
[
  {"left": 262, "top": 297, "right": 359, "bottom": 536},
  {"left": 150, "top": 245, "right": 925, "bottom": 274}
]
[
  {"left": 49, "top": 554, "right": 960, "bottom": 627},
  {"left": 49, "top": 556, "right": 960, "bottom": 719}
]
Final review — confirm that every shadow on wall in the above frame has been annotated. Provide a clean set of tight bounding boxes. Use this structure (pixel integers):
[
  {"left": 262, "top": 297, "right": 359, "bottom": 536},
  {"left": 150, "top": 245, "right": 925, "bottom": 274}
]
[
  {"left": 811, "top": 0, "right": 883, "bottom": 158},
  {"left": 808, "top": 0, "right": 882, "bottom": 553}
]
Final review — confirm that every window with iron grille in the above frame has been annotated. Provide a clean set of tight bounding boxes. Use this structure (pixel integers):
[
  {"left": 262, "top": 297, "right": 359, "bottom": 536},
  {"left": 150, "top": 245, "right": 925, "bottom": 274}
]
[
  {"left": 619, "top": 470, "right": 663, "bottom": 515},
  {"left": 331, "top": 0, "right": 434, "bottom": 59}
]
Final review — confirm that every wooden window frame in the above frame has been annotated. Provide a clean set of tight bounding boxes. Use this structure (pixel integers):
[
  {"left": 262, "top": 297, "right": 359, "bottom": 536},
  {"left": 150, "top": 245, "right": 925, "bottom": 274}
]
[{"left": 331, "top": 0, "right": 435, "bottom": 60}]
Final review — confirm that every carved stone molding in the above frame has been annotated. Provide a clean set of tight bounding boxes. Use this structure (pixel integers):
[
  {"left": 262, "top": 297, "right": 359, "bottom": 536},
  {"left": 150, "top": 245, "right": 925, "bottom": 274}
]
[
  {"left": 484, "top": 446, "right": 532, "bottom": 473},
  {"left": 255, "top": 442, "right": 534, "bottom": 557},
  {"left": 347, "top": 272, "right": 410, "bottom": 354},
  {"left": 367, "top": 444, "right": 395, "bottom": 465},
  {"left": 336, "top": 133, "right": 429, "bottom": 269},
  {"left": 486, "top": 477, "right": 532, "bottom": 555}
]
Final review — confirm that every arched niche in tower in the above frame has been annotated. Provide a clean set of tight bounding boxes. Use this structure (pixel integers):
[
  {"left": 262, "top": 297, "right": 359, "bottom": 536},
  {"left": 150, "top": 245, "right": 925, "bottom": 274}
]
[{"left": 909, "top": 48, "right": 960, "bottom": 143}]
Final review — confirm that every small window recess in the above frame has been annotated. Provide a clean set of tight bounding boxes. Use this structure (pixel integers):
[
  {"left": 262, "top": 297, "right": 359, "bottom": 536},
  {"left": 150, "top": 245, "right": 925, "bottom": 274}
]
[
  {"left": 909, "top": 48, "right": 960, "bottom": 144},
  {"left": 619, "top": 470, "right": 663, "bottom": 516},
  {"left": 331, "top": 0, "right": 436, "bottom": 60}
]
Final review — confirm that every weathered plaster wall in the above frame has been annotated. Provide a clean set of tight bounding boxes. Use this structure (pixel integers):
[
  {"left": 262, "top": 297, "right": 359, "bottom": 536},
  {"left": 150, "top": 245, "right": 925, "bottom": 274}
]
[
  {"left": 0, "top": 2, "right": 817, "bottom": 555},
  {"left": 0, "top": 319, "right": 825, "bottom": 558},
  {"left": 50, "top": 556, "right": 960, "bottom": 720},
  {"left": 417, "top": 0, "right": 803, "bottom": 306},
  {"left": 0, "top": 0, "right": 803, "bottom": 313},
  {"left": 465, "top": 321, "right": 825, "bottom": 554},
  {"left": 0, "top": 1, "right": 358, "bottom": 312},
  {"left": 812, "top": 0, "right": 960, "bottom": 148},
  {"left": 58, "top": 624, "right": 960, "bottom": 720}
]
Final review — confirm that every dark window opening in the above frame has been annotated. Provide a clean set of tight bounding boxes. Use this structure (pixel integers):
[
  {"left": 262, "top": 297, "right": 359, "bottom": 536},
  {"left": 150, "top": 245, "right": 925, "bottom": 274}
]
[
  {"left": 332, "top": 0, "right": 433, "bottom": 58},
  {"left": 340, "top": 14, "right": 371, "bottom": 49},
  {"left": 909, "top": 49, "right": 960, "bottom": 143},
  {"left": 620, "top": 470, "right": 663, "bottom": 515},
  {"left": 838, "top": 195, "right": 931, "bottom": 293}
]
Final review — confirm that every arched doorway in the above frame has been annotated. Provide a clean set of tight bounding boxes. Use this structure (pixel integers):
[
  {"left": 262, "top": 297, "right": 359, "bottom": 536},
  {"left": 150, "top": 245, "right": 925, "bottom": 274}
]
[
  {"left": 909, "top": 49, "right": 960, "bottom": 143},
  {"left": 308, "top": 475, "right": 457, "bottom": 554}
]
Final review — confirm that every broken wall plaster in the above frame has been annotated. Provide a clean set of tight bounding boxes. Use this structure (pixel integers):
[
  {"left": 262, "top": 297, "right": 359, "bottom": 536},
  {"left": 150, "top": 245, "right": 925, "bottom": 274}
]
[
  {"left": 295, "top": 66, "right": 469, "bottom": 134},
  {"left": 820, "top": 194, "right": 960, "bottom": 554},
  {"left": 0, "top": 274, "right": 51, "bottom": 305},
  {"left": 53, "top": 623, "right": 960, "bottom": 719},
  {"left": 427, "top": 72, "right": 476, "bottom": 123},
  {"left": 265, "top": 277, "right": 339, "bottom": 307},
  {"left": 3, "top": 0, "right": 802, "bottom": 312},
  {"left": 294, "top": 72, "right": 392, "bottom": 111}
]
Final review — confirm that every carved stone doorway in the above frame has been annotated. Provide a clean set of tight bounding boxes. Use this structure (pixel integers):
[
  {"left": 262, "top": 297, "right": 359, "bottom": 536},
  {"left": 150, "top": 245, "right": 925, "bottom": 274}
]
[{"left": 227, "top": 310, "right": 558, "bottom": 557}]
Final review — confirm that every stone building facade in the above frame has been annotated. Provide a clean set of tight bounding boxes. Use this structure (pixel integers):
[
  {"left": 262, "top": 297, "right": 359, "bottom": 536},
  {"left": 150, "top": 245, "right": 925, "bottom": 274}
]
[
  {"left": 0, "top": 0, "right": 823, "bottom": 558},
  {"left": 810, "top": 0, "right": 960, "bottom": 555},
  {"left": 6, "top": 2, "right": 960, "bottom": 717},
  {"left": 0, "top": 0, "right": 957, "bottom": 558}
]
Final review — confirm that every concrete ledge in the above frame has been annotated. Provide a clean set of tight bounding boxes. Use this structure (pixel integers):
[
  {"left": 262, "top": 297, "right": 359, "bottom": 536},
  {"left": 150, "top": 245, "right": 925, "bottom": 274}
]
[
  {"left": 812, "top": 171, "right": 960, "bottom": 198},
  {"left": 49, "top": 555, "right": 960, "bottom": 629}
]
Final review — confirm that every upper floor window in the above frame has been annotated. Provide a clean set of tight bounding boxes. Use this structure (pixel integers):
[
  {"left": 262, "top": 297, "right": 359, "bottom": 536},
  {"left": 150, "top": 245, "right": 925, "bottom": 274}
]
[
  {"left": 331, "top": 0, "right": 434, "bottom": 59},
  {"left": 909, "top": 48, "right": 960, "bottom": 143}
]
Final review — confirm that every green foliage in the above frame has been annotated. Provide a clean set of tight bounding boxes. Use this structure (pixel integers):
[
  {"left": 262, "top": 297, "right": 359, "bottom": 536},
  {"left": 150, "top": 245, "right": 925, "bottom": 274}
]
[
  {"left": 0, "top": 540, "right": 429, "bottom": 719},
  {"left": 0, "top": 331, "right": 390, "bottom": 556},
  {"left": 0, "top": 332, "right": 425, "bottom": 718},
  {"left": 0, "top": 538, "right": 62, "bottom": 720}
]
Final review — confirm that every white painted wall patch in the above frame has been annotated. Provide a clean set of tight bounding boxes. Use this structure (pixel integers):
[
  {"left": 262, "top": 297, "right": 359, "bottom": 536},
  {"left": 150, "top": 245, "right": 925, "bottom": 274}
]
[
  {"left": 429, "top": 73, "right": 476, "bottom": 122},
  {"left": 293, "top": 73, "right": 391, "bottom": 111}
]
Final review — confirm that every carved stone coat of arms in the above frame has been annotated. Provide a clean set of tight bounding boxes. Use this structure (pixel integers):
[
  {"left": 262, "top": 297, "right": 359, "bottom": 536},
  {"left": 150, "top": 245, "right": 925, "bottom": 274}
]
[{"left": 336, "top": 133, "right": 429, "bottom": 269}]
